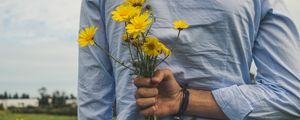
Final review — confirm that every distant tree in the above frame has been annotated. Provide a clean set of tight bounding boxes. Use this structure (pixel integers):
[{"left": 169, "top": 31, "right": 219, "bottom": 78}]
[
  {"left": 52, "top": 91, "right": 67, "bottom": 107},
  {"left": 38, "top": 87, "right": 50, "bottom": 106},
  {"left": 70, "top": 94, "right": 76, "bottom": 99},
  {"left": 13, "top": 93, "right": 19, "bottom": 99},
  {"left": 4, "top": 91, "right": 8, "bottom": 99},
  {"left": 65, "top": 96, "right": 69, "bottom": 100},
  {"left": 20, "top": 93, "right": 27, "bottom": 99},
  {"left": 21, "top": 93, "right": 26, "bottom": 99},
  {"left": 21, "top": 93, "right": 30, "bottom": 99},
  {"left": 38, "top": 87, "right": 47, "bottom": 96},
  {"left": 0, "top": 94, "right": 3, "bottom": 99},
  {"left": 8, "top": 94, "right": 12, "bottom": 99}
]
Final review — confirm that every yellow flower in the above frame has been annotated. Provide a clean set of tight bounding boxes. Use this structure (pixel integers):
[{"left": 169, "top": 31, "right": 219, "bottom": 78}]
[
  {"left": 143, "top": 10, "right": 151, "bottom": 18},
  {"left": 112, "top": 4, "right": 141, "bottom": 22},
  {"left": 131, "top": 38, "right": 141, "bottom": 47},
  {"left": 159, "top": 43, "right": 171, "bottom": 56},
  {"left": 126, "top": 13, "right": 152, "bottom": 37},
  {"left": 77, "top": 26, "right": 98, "bottom": 47},
  {"left": 173, "top": 20, "right": 189, "bottom": 30},
  {"left": 122, "top": 33, "right": 129, "bottom": 42},
  {"left": 126, "top": 0, "right": 145, "bottom": 6},
  {"left": 142, "top": 37, "right": 162, "bottom": 56}
]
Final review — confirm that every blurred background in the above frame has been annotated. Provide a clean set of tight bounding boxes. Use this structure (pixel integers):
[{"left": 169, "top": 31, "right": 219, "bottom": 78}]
[
  {"left": 0, "top": 0, "right": 299, "bottom": 120},
  {"left": 0, "top": 0, "right": 81, "bottom": 119}
]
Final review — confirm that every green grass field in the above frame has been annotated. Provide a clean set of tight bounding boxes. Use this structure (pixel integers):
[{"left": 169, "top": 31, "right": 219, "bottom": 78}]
[
  {"left": 0, "top": 111, "right": 77, "bottom": 120},
  {"left": 0, "top": 111, "right": 298, "bottom": 120}
]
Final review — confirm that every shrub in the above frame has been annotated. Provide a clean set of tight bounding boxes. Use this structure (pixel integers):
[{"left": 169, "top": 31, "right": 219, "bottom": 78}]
[
  {"left": 0, "top": 104, "right": 3, "bottom": 110},
  {"left": 9, "top": 106, "right": 77, "bottom": 116}
]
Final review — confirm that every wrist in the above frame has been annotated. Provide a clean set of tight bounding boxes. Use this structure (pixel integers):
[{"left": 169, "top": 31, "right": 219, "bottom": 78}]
[
  {"left": 173, "top": 88, "right": 190, "bottom": 119},
  {"left": 171, "top": 89, "right": 183, "bottom": 115},
  {"left": 186, "top": 89, "right": 208, "bottom": 115}
]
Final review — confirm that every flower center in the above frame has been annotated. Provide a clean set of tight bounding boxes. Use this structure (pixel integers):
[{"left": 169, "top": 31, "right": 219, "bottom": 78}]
[
  {"left": 147, "top": 43, "right": 155, "bottom": 50},
  {"left": 134, "top": 23, "right": 144, "bottom": 29},
  {"left": 120, "top": 10, "right": 129, "bottom": 16}
]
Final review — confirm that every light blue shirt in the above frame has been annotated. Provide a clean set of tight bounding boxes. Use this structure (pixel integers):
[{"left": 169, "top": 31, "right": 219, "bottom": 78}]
[{"left": 78, "top": 0, "right": 300, "bottom": 120}]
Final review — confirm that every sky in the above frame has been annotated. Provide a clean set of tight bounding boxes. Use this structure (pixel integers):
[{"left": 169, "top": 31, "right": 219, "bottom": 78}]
[
  {"left": 0, "top": 0, "right": 81, "bottom": 97},
  {"left": 0, "top": 0, "right": 299, "bottom": 98}
]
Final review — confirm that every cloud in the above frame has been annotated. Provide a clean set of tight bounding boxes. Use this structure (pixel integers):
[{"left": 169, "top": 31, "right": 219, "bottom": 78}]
[{"left": 0, "top": 0, "right": 81, "bottom": 44}]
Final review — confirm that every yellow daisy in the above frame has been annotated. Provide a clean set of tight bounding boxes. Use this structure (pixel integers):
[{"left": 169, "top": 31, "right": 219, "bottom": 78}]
[
  {"left": 112, "top": 4, "right": 141, "bottom": 22},
  {"left": 159, "top": 43, "right": 171, "bottom": 56},
  {"left": 78, "top": 26, "right": 98, "bottom": 47},
  {"left": 173, "top": 20, "right": 189, "bottom": 30},
  {"left": 142, "top": 37, "right": 162, "bottom": 56},
  {"left": 126, "top": 13, "right": 152, "bottom": 37},
  {"left": 126, "top": 0, "right": 145, "bottom": 6}
]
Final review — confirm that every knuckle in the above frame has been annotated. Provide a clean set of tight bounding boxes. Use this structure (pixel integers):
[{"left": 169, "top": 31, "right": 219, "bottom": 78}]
[
  {"left": 153, "top": 88, "right": 158, "bottom": 95},
  {"left": 162, "top": 69, "right": 174, "bottom": 79},
  {"left": 137, "top": 88, "right": 158, "bottom": 98},
  {"left": 165, "top": 70, "right": 172, "bottom": 75},
  {"left": 162, "top": 68, "right": 172, "bottom": 74},
  {"left": 135, "top": 77, "right": 151, "bottom": 87},
  {"left": 134, "top": 76, "right": 146, "bottom": 86},
  {"left": 151, "top": 77, "right": 159, "bottom": 82},
  {"left": 137, "top": 88, "right": 145, "bottom": 96},
  {"left": 136, "top": 99, "right": 143, "bottom": 107}
]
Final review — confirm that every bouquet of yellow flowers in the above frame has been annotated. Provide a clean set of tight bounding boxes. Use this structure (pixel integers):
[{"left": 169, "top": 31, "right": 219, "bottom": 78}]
[{"left": 78, "top": 0, "right": 189, "bottom": 119}]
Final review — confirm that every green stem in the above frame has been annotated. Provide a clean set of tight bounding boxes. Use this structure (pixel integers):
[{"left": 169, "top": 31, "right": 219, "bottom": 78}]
[
  {"left": 127, "top": 41, "right": 137, "bottom": 72},
  {"left": 94, "top": 42, "right": 135, "bottom": 71},
  {"left": 125, "top": 23, "right": 136, "bottom": 72},
  {"left": 146, "top": 15, "right": 156, "bottom": 36},
  {"left": 140, "top": 33, "right": 148, "bottom": 76},
  {"left": 171, "top": 30, "right": 182, "bottom": 51},
  {"left": 146, "top": 55, "right": 152, "bottom": 77},
  {"left": 136, "top": 46, "right": 142, "bottom": 75},
  {"left": 141, "top": 32, "right": 146, "bottom": 42},
  {"left": 128, "top": 43, "right": 134, "bottom": 61},
  {"left": 155, "top": 30, "right": 182, "bottom": 67},
  {"left": 152, "top": 56, "right": 158, "bottom": 74},
  {"left": 154, "top": 55, "right": 169, "bottom": 69},
  {"left": 125, "top": 23, "right": 134, "bottom": 60},
  {"left": 137, "top": 46, "right": 144, "bottom": 75}
]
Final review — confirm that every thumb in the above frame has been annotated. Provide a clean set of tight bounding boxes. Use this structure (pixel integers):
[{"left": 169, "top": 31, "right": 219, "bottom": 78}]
[{"left": 151, "top": 69, "right": 173, "bottom": 85}]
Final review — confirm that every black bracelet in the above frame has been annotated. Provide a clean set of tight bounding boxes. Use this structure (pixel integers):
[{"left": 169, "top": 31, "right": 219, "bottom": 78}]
[{"left": 173, "top": 87, "right": 190, "bottom": 120}]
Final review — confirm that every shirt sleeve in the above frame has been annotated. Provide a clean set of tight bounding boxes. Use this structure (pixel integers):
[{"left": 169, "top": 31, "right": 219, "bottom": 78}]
[
  {"left": 212, "top": 0, "right": 300, "bottom": 120},
  {"left": 78, "top": 0, "right": 115, "bottom": 120}
]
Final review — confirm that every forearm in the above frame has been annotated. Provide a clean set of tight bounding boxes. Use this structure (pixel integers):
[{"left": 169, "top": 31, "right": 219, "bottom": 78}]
[{"left": 185, "top": 89, "right": 228, "bottom": 120}]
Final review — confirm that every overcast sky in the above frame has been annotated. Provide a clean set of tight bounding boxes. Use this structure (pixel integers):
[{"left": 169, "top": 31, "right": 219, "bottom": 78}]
[
  {"left": 0, "top": 0, "right": 299, "bottom": 97},
  {"left": 0, "top": 0, "right": 81, "bottom": 97}
]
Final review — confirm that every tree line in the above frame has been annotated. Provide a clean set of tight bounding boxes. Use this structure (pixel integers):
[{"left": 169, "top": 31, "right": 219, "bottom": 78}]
[
  {"left": 38, "top": 87, "right": 76, "bottom": 107},
  {"left": 0, "top": 87, "right": 77, "bottom": 115},
  {"left": 0, "top": 91, "right": 30, "bottom": 99}
]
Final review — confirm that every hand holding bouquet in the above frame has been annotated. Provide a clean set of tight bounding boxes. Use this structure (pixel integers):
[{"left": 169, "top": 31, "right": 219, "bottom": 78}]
[{"left": 78, "top": 0, "right": 189, "bottom": 119}]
